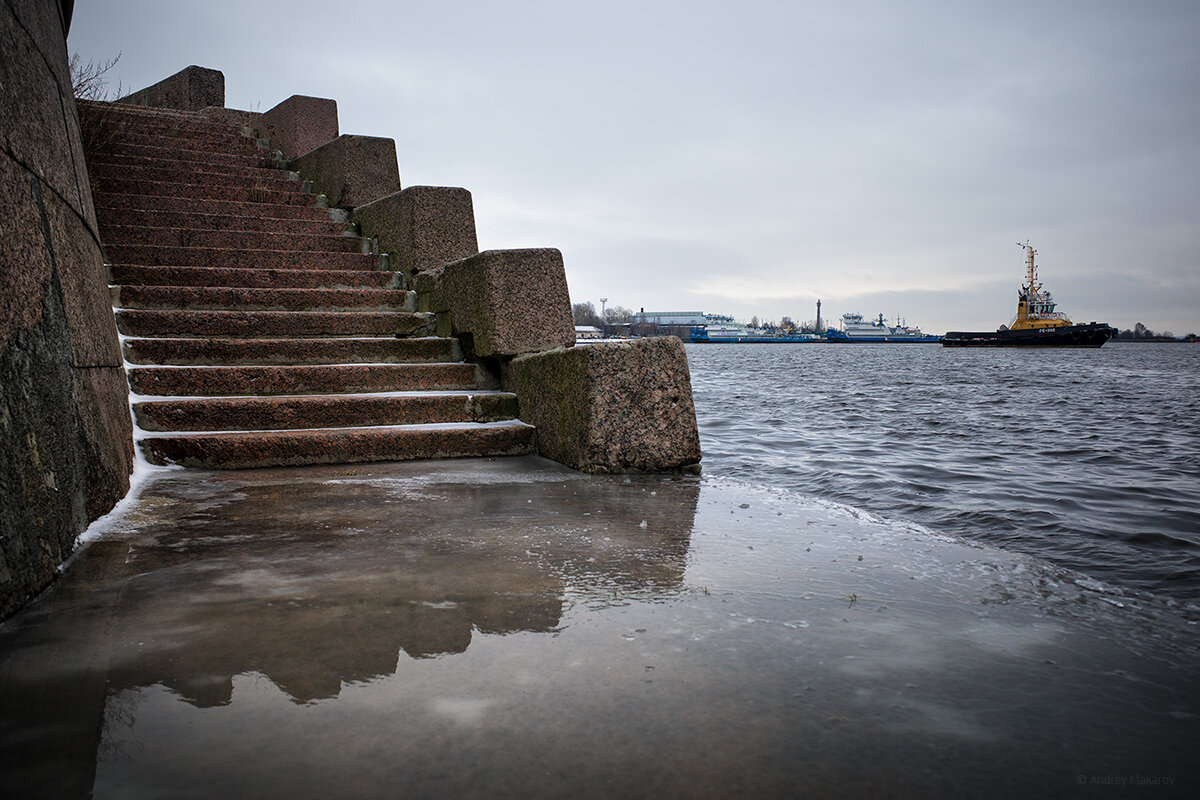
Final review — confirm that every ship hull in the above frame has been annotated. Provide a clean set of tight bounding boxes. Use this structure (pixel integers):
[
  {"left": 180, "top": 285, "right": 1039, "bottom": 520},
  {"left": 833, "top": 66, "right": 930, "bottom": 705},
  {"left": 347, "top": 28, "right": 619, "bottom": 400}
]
[
  {"left": 941, "top": 323, "right": 1116, "bottom": 348},
  {"left": 826, "top": 332, "right": 941, "bottom": 343},
  {"left": 690, "top": 335, "right": 825, "bottom": 343}
]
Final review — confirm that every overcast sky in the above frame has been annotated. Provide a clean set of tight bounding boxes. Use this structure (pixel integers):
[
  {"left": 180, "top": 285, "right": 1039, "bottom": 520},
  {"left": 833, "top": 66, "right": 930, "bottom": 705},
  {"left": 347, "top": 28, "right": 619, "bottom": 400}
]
[{"left": 69, "top": 0, "right": 1199, "bottom": 334}]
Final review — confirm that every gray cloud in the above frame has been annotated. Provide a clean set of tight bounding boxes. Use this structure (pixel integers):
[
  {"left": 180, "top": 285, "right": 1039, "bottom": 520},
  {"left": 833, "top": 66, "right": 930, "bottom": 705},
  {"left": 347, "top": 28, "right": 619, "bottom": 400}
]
[{"left": 69, "top": 0, "right": 1200, "bottom": 334}]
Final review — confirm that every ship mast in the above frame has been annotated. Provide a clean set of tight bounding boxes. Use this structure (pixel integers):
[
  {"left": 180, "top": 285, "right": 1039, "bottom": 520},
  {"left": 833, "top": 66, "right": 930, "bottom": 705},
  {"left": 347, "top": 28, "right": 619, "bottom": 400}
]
[{"left": 1018, "top": 240, "right": 1039, "bottom": 297}]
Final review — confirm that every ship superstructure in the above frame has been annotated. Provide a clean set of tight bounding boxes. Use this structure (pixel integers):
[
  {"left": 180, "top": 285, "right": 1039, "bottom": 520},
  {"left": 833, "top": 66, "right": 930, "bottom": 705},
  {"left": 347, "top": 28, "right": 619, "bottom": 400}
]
[
  {"left": 826, "top": 313, "right": 940, "bottom": 343},
  {"left": 1009, "top": 241, "right": 1073, "bottom": 331}
]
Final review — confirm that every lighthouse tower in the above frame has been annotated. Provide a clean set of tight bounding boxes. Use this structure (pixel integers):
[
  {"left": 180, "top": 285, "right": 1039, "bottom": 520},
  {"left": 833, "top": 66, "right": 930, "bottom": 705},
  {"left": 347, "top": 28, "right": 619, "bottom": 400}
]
[{"left": 816, "top": 299, "right": 823, "bottom": 332}]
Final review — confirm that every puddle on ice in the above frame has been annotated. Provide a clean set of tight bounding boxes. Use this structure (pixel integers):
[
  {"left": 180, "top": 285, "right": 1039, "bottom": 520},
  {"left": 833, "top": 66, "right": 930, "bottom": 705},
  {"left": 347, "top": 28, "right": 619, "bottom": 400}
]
[{"left": 1, "top": 458, "right": 1197, "bottom": 798}]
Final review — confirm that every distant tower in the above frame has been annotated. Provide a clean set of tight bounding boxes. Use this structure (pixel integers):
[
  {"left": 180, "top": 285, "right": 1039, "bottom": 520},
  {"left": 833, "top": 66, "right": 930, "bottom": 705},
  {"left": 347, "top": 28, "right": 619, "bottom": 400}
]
[{"left": 816, "top": 299, "right": 822, "bottom": 332}]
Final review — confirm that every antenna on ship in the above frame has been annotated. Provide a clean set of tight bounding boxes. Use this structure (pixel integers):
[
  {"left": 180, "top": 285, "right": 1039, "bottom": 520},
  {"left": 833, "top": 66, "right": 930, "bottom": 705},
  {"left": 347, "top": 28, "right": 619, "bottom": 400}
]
[{"left": 1017, "top": 240, "right": 1039, "bottom": 294}]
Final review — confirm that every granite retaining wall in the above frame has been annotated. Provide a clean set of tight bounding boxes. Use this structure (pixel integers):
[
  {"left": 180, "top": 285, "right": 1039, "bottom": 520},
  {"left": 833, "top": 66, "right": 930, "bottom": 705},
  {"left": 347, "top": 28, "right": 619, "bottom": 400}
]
[{"left": 0, "top": 0, "right": 134, "bottom": 619}]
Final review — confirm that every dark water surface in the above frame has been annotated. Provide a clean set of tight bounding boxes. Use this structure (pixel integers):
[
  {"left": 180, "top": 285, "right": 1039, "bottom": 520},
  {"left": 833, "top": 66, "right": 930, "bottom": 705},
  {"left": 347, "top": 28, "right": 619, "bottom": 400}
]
[{"left": 687, "top": 341, "right": 1200, "bottom": 604}]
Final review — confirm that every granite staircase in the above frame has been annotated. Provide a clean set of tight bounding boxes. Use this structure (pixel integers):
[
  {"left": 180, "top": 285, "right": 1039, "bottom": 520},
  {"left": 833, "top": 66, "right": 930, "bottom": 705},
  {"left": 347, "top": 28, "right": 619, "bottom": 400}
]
[{"left": 80, "top": 100, "right": 535, "bottom": 469}]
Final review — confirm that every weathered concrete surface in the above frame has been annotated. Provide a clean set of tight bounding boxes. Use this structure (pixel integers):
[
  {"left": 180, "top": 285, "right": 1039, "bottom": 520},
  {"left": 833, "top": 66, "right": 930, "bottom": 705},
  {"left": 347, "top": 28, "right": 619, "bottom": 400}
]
[
  {"left": 0, "top": 457, "right": 1196, "bottom": 798},
  {"left": 290, "top": 134, "right": 401, "bottom": 210},
  {"left": 1, "top": 0, "right": 133, "bottom": 620},
  {"left": 509, "top": 337, "right": 701, "bottom": 473},
  {"left": 120, "top": 65, "right": 224, "bottom": 111},
  {"left": 353, "top": 186, "right": 479, "bottom": 276},
  {"left": 416, "top": 248, "right": 575, "bottom": 359},
  {"left": 257, "top": 94, "right": 338, "bottom": 160}
]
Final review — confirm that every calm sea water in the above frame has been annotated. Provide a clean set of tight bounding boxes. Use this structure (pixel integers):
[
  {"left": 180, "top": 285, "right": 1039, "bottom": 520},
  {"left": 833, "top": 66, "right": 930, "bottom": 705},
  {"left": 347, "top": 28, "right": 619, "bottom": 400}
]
[{"left": 685, "top": 341, "right": 1200, "bottom": 604}]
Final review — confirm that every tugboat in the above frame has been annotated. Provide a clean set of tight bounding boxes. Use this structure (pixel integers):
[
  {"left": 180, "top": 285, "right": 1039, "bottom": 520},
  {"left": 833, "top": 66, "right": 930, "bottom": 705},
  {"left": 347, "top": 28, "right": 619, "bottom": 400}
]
[{"left": 941, "top": 241, "right": 1116, "bottom": 347}]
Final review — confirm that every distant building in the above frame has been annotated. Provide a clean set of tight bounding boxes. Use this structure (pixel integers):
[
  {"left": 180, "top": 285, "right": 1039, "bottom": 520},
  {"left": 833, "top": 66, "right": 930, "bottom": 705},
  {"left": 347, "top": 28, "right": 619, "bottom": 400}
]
[
  {"left": 634, "top": 310, "right": 707, "bottom": 340},
  {"left": 574, "top": 325, "right": 603, "bottom": 339}
]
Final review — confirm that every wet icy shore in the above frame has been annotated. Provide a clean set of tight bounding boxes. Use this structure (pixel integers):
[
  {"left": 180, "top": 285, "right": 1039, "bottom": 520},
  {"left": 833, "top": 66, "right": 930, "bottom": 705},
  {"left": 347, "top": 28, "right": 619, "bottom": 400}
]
[{"left": 1, "top": 456, "right": 1196, "bottom": 798}]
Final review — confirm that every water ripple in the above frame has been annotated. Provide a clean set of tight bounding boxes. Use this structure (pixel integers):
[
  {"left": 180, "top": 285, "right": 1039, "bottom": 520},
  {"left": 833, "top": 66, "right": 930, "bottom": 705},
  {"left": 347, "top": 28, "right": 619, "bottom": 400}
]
[{"left": 686, "top": 341, "right": 1200, "bottom": 602}]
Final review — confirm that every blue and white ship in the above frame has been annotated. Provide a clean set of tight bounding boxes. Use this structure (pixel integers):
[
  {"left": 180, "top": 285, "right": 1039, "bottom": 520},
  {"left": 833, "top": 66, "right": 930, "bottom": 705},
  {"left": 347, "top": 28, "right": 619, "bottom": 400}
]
[
  {"left": 825, "top": 313, "right": 940, "bottom": 343},
  {"left": 690, "top": 317, "right": 824, "bottom": 343}
]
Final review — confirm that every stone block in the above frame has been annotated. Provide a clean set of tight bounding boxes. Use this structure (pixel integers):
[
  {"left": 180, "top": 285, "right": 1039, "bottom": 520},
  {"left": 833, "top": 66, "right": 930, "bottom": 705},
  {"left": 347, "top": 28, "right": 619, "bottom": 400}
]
[
  {"left": 353, "top": 186, "right": 478, "bottom": 277},
  {"left": 289, "top": 134, "right": 400, "bottom": 210},
  {"left": 507, "top": 337, "right": 702, "bottom": 473},
  {"left": 119, "top": 65, "right": 224, "bottom": 111},
  {"left": 257, "top": 95, "right": 338, "bottom": 160},
  {"left": 427, "top": 248, "right": 575, "bottom": 359},
  {"left": 72, "top": 366, "right": 134, "bottom": 519},
  {"left": 0, "top": 0, "right": 133, "bottom": 619},
  {"left": 44, "top": 185, "right": 121, "bottom": 367},
  {"left": 0, "top": 154, "right": 52, "bottom": 350},
  {"left": 0, "top": 5, "right": 82, "bottom": 210},
  {"left": 8, "top": 0, "right": 71, "bottom": 90},
  {"left": 200, "top": 106, "right": 260, "bottom": 130}
]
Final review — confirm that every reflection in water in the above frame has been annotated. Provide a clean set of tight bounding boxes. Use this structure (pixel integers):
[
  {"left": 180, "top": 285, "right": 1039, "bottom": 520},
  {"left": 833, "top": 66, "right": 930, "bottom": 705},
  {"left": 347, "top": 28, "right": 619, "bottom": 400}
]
[
  {"left": 0, "top": 458, "right": 699, "bottom": 796},
  {"left": 104, "top": 463, "right": 699, "bottom": 706}
]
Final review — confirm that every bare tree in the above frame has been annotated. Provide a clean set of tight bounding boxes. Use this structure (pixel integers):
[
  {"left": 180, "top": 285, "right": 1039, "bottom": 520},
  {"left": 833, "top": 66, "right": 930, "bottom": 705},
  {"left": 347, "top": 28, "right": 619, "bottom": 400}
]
[
  {"left": 70, "top": 52, "right": 121, "bottom": 100},
  {"left": 604, "top": 305, "right": 635, "bottom": 324},
  {"left": 572, "top": 301, "right": 601, "bottom": 326}
]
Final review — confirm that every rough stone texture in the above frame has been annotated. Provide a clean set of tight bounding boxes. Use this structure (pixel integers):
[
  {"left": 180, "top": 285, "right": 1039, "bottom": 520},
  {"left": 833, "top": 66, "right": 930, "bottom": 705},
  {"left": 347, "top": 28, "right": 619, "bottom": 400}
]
[
  {"left": 115, "top": 309, "right": 435, "bottom": 339},
  {"left": 1, "top": 0, "right": 133, "bottom": 620},
  {"left": 43, "top": 184, "right": 123, "bottom": 367},
  {"left": 120, "top": 65, "right": 225, "bottom": 111},
  {"left": 352, "top": 186, "right": 479, "bottom": 276},
  {"left": 140, "top": 423, "right": 535, "bottom": 470},
  {"left": 290, "top": 134, "right": 401, "bottom": 210},
  {"left": 128, "top": 363, "right": 479, "bottom": 397},
  {"left": 0, "top": 1, "right": 89, "bottom": 217},
  {"left": 507, "top": 337, "right": 702, "bottom": 473},
  {"left": 123, "top": 336, "right": 456, "bottom": 366},
  {"left": 110, "top": 265, "right": 402, "bottom": 290},
  {"left": 199, "top": 106, "right": 259, "bottom": 129},
  {"left": 257, "top": 95, "right": 338, "bottom": 160},
  {"left": 113, "top": 286, "right": 412, "bottom": 313},
  {"left": 135, "top": 392, "right": 519, "bottom": 431},
  {"left": 418, "top": 249, "right": 575, "bottom": 360}
]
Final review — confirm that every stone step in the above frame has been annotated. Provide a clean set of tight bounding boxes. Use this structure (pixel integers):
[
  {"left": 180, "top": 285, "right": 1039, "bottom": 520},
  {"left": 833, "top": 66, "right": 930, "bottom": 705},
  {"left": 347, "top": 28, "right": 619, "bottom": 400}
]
[
  {"left": 110, "top": 265, "right": 400, "bottom": 290},
  {"left": 114, "top": 120, "right": 245, "bottom": 140},
  {"left": 92, "top": 115, "right": 252, "bottom": 141},
  {"left": 80, "top": 119, "right": 253, "bottom": 151},
  {"left": 123, "top": 336, "right": 457, "bottom": 365},
  {"left": 80, "top": 100, "right": 208, "bottom": 121},
  {"left": 97, "top": 207, "right": 347, "bottom": 234},
  {"left": 116, "top": 309, "right": 434, "bottom": 338},
  {"left": 86, "top": 150, "right": 282, "bottom": 175},
  {"left": 94, "top": 193, "right": 337, "bottom": 220},
  {"left": 82, "top": 100, "right": 232, "bottom": 128},
  {"left": 101, "top": 130, "right": 259, "bottom": 156},
  {"left": 112, "top": 285, "right": 414, "bottom": 313},
  {"left": 134, "top": 391, "right": 518, "bottom": 431},
  {"left": 128, "top": 363, "right": 480, "bottom": 397},
  {"left": 89, "top": 162, "right": 299, "bottom": 189},
  {"left": 104, "top": 244, "right": 378, "bottom": 270},
  {"left": 94, "top": 176, "right": 314, "bottom": 206},
  {"left": 100, "top": 225, "right": 366, "bottom": 253},
  {"left": 137, "top": 420, "right": 536, "bottom": 469},
  {"left": 87, "top": 140, "right": 276, "bottom": 169}
]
